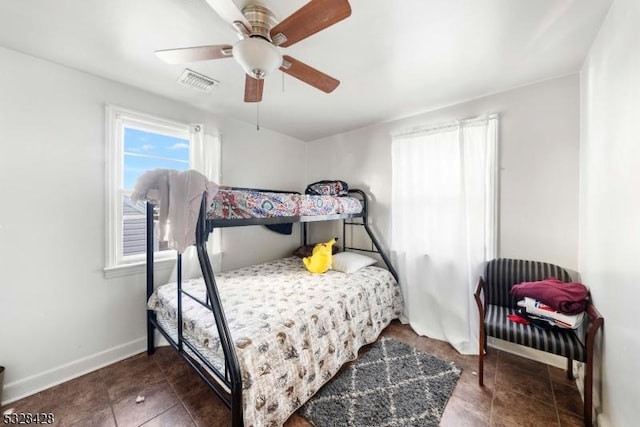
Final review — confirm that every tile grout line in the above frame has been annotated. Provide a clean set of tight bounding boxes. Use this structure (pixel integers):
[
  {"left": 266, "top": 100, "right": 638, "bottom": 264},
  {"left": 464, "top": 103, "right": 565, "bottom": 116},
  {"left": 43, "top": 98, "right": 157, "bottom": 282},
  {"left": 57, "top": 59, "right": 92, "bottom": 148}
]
[
  {"left": 137, "top": 403, "right": 182, "bottom": 427},
  {"left": 495, "top": 352, "right": 564, "bottom": 408},
  {"left": 548, "top": 365, "right": 562, "bottom": 426},
  {"left": 488, "top": 349, "right": 499, "bottom": 426},
  {"left": 95, "top": 367, "right": 119, "bottom": 427},
  {"left": 150, "top": 352, "right": 200, "bottom": 426},
  {"left": 93, "top": 362, "right": 119, "bottom": 427},
  {"left": 110, "top": 402, "right": 119, "bottom": 427}
]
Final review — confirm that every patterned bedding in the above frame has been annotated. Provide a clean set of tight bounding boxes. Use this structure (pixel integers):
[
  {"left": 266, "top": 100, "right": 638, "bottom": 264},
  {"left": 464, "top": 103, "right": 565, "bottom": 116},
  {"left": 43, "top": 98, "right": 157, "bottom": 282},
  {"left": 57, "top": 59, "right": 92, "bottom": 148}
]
[
  {"left": 208, "top": 189, "right": 363, "bottom": 220},
  {"left": 148, "top": 256, "right": 404, "bottom": 427}
]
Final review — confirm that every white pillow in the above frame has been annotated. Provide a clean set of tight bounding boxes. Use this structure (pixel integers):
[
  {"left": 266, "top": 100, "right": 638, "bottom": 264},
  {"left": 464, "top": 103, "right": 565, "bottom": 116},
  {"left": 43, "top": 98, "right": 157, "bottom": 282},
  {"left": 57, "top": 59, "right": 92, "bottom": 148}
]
[{"left": 332, "top": 252, "right": 377, "bottom": 274}]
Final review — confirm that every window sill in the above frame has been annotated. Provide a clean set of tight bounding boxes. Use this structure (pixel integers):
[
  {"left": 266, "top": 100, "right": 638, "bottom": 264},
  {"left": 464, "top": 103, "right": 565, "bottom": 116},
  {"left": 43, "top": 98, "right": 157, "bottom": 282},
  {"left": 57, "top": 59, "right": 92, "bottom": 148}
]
[
  {"left": 104, "top": 257, "right": 175, "bottom": 279},
  {"left": 103, "top": 251, "right": 223, "bottom": 279}
]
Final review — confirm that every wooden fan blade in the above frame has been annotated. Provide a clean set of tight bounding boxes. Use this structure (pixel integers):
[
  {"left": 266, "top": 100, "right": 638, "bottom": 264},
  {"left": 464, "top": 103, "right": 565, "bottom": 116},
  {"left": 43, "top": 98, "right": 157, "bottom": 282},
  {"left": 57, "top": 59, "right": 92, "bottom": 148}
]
[
  {"left": 203, "top": 0, "right": 251, "bottom": 34},
  {"left": 280, "top": 55, "right": 339, "bottom": 93},
  {"left": 270, "top": 0, "right": 351, "bottom": 48},
  {"left": 155, "top": 45, "right": 232, "bottom": 64},
  {"left": 244, "top": 75, "right": 264, "bottom": 102}
]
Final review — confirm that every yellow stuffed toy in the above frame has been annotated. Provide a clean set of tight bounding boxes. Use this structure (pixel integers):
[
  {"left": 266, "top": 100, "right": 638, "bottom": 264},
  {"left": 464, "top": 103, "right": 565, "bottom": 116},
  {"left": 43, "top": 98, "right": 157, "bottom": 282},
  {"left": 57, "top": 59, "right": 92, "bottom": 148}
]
[{"left": 302, "top": 238, "right": 337, "bottom": 274}]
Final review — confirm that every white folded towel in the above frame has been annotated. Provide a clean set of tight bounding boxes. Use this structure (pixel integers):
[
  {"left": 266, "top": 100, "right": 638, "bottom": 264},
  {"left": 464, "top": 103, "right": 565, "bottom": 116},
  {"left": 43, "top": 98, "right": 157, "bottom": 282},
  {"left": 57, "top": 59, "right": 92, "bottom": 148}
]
[{"left": 517, "top": 297, "right": 585, "bottom": 329}]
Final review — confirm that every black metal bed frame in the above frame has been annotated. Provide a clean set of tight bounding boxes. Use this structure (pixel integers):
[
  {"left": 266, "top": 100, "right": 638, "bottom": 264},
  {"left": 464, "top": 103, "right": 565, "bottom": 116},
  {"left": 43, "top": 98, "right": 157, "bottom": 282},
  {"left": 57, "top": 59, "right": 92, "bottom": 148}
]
[{"left": 145, "top": 187, "right": 398, "bottom": 427}]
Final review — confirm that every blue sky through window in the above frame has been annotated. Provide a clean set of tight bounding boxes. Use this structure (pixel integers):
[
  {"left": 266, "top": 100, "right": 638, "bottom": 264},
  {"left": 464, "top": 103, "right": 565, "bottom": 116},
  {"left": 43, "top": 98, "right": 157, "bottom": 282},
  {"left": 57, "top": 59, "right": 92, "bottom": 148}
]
[{"left": 123, "top": 127, "right": 189, "bottom": 190}]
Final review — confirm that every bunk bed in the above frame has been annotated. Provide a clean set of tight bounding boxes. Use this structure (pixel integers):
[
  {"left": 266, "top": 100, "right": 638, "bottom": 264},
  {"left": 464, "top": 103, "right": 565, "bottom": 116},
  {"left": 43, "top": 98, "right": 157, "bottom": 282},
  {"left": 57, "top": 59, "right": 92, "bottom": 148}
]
[{"left": 145, "top": 186, "right": 403, "bottom": 427}]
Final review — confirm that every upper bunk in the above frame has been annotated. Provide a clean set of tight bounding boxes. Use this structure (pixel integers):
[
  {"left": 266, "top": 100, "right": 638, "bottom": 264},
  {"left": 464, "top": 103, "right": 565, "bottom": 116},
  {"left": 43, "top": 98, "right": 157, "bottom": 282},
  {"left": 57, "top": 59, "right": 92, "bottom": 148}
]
[
  {"left": 136, "top": 171, "right": 367, "bottom": 231},
  {"left": 139, "top": 172, "right": 393, "bottom": 277},
  {"left": 199, "top": 186, "right": 369, "bottom": 231},
  {"left": 184, "top": 184, "right": 396, "bottom": 281}
]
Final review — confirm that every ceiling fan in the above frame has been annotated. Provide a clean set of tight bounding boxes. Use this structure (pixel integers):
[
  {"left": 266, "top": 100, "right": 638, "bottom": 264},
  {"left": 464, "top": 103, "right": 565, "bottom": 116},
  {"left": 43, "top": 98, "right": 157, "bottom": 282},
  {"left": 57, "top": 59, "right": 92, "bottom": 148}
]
[{"left": 156, "top": 0, "right": 351, "bottom": 102}]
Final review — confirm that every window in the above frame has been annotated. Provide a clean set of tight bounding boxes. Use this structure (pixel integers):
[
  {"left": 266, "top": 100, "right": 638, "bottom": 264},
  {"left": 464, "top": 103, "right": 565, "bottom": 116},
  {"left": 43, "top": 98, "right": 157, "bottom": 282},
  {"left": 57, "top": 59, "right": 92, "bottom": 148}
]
[
  {"left": 391, "top": 114, "right": 498, "bottom": 354},
  {"left": 123, "top": 126, "right": 190, "bottom": 257},
  {"left": 105, "top": 105, "right": 220, "bottom": 277}
]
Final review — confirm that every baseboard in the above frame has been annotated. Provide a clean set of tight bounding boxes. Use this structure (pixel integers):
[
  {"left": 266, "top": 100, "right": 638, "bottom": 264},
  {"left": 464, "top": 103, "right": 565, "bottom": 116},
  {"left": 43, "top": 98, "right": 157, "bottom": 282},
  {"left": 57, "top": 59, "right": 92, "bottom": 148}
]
[
  {"left": 596, "top": 412, "right": 611, "bottom": 427},
  {"left": 488, "top": 337, "right": 566, "bottom": 369},
  {"left": 2, "top": 337, "right": 146, "bottom": 406}
]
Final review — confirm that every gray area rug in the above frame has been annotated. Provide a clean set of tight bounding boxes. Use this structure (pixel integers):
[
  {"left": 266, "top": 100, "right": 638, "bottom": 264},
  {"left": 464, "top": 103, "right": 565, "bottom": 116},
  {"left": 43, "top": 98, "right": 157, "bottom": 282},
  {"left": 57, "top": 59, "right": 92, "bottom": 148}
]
[{"left": 299, "top": 337, "right": 461, "bottom": 427}]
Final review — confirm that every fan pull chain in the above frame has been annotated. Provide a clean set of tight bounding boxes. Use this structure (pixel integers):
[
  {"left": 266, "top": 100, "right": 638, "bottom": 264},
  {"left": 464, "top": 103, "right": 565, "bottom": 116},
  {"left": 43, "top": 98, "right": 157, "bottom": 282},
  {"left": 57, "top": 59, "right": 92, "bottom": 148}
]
[
  {"left": 256, "top": 101, "right": 260, "bottom": 131},
  {"left": 282, "top": 71, "right": 285, "bottom": 92}
]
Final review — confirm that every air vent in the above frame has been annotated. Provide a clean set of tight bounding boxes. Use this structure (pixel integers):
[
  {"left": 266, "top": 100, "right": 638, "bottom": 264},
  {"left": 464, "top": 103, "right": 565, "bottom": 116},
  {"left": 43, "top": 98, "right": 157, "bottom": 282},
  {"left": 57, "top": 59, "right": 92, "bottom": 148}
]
[{"left": 177, "top": 69, "right": 219, "bottom": 93}]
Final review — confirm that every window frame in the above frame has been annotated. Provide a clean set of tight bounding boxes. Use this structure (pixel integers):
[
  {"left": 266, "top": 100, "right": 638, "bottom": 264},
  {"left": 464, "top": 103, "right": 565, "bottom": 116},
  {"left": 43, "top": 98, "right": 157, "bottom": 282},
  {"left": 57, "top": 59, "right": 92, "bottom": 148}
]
[{"left": 104, "top": 105, "right": 203, "bottom": 278}]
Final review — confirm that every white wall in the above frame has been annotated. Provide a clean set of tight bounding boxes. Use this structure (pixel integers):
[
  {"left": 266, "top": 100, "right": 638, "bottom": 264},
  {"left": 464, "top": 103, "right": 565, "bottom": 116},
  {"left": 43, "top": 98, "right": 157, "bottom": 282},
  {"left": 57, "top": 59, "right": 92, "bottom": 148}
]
[
  {"left": 306, "top": 75, "right": 581, "bottom": 270},
  {"left": 0, "top": 46, "right": 305, "bottom": 404},
  {"left": 220, "top": 130, "right": 307, "bottom": 271},
  {"left": 580, "top": 0, "right": 640, "bottom": 424}
]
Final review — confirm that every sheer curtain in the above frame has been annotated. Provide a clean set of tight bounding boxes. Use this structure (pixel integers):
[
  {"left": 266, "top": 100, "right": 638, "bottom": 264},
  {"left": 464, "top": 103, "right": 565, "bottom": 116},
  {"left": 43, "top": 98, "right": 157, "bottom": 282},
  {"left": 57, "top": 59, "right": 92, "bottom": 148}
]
[
  {"left": 391, "top": 115, "right": 498, "bottom": 354},
  {"left": 170, "top": 128, "right": 222, "bottom": 280}
]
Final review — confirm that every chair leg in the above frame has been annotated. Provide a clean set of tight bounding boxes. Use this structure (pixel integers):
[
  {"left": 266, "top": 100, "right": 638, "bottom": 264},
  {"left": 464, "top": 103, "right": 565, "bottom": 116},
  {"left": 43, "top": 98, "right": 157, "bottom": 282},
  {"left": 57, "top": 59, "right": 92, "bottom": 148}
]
[
  {"left": 478, "top": 324, "right": 485, "bottom": 386},
  {"left": 584, "top": 356, "right": 594, "bottom": 426},
  {"left": 567, "top": 356, "right": 574, "bottom": 380}
]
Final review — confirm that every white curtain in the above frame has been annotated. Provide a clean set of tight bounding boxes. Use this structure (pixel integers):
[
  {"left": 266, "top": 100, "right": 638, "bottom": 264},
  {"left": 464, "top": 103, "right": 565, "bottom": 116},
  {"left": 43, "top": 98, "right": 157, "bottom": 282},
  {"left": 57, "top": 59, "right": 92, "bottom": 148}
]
[
  {"left": 391, "top": 115, "right": 498, "bottom": 354},
  {"left": 170, "top": 128, "right": 222, "bottom": 280}
]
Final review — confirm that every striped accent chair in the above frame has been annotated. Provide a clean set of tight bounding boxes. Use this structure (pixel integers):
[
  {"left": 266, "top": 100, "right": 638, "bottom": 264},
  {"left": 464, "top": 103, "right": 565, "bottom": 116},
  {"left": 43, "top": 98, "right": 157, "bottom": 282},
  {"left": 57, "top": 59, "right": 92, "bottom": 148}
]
[{"left": 474, "top": 258, "right": 603, "bottom": 426}]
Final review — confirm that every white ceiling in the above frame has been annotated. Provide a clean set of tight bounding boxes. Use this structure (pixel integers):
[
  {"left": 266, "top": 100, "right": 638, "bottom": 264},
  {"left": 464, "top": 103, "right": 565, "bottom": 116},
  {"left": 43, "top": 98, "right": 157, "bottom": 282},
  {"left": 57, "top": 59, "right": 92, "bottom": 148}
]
[{"left": 0, "top": 0, "right": 611, "bottom": 141}]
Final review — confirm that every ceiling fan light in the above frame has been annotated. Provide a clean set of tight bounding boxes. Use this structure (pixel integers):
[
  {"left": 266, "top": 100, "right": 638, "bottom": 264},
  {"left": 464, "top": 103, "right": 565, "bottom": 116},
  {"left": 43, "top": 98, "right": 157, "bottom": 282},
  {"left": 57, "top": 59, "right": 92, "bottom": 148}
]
[{"left": 232, "top": 37, "right": 282, "bottom": 80}]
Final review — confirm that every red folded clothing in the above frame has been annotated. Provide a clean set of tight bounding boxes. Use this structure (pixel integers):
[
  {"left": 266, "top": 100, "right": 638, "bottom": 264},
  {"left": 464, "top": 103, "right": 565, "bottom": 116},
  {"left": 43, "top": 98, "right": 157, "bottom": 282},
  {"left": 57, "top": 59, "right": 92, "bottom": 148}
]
[{"left": 510, "top": 278, "right": 588, "bottom": 314}]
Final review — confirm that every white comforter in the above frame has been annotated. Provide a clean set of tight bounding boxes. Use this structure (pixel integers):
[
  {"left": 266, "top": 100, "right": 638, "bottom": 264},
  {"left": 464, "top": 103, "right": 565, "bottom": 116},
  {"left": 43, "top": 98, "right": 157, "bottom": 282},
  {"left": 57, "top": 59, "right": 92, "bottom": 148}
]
[{"left": 148, "top": 256, "right": 404, "bottom": 427}]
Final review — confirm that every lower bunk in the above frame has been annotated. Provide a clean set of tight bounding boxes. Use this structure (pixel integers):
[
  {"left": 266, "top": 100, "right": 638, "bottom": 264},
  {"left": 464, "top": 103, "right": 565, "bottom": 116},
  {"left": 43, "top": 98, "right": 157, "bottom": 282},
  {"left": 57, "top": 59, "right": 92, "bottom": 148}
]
[{"left": 147, "top": 256, "right": 404, "bottom": 426}]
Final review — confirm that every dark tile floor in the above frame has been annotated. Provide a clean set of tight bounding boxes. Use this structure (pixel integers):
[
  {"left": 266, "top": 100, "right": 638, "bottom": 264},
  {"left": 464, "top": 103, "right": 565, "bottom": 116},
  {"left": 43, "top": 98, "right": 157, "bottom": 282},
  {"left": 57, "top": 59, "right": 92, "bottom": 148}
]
[{"left": 1, "top": 321, "right": 585, "bottom": 426}]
